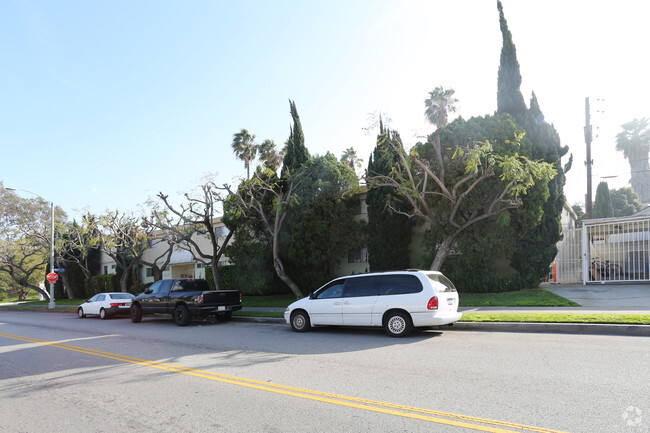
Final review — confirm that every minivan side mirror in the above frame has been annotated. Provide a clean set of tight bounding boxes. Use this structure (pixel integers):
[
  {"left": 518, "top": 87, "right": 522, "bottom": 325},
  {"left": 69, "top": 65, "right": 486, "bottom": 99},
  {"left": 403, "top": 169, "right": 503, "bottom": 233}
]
[{"left": 144, "top": 288, "right": 153, "bottom": 294}]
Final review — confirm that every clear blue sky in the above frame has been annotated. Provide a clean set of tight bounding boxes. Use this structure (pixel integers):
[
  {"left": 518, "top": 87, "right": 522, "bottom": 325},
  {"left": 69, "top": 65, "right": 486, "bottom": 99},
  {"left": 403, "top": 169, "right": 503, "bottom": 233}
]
[{"left": 2, "top": 0, "right": 649, "bottom": 219}]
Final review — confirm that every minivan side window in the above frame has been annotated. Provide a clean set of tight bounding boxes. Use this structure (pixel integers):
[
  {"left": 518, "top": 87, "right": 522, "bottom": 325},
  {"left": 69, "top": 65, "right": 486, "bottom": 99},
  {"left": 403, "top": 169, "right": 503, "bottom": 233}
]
[
  {"left": 379, "top": 275, "right": 423, "bottom": 295},
  {"left": 315, "top": 281, "right": 345, "bottom": 299},
  {"left": 343, "top": 276, "right": 383, "bottom": 297}
]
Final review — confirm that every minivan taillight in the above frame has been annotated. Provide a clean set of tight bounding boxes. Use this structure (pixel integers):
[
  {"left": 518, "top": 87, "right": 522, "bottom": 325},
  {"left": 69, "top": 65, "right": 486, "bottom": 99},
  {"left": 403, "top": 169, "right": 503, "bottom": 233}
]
[{"left": 427, "top": 296, "right": 439, "bottom": 310}]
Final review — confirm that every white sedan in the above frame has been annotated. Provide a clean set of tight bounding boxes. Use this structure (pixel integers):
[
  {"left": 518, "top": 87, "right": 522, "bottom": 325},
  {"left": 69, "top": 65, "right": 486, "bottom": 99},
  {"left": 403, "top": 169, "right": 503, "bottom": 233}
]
[{"left": 77, "top": 292, "right": 135, "bottom": 320}]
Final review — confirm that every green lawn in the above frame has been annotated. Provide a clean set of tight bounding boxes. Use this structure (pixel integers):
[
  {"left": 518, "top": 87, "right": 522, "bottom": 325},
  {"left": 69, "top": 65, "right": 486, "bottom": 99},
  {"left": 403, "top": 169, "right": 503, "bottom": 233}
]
[
  {"left": 460, "top": 313, "right": 650, "bottom": 325},
  {"left": 459, "top": 288, "right": 580, "bottom": 307}
]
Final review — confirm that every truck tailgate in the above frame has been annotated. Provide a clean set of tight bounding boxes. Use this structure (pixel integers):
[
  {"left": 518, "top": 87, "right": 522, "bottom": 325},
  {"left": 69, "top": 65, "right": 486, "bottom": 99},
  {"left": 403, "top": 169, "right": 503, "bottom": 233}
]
[{"left": 203, "top": 290, "right": 240, "bottom": 305}]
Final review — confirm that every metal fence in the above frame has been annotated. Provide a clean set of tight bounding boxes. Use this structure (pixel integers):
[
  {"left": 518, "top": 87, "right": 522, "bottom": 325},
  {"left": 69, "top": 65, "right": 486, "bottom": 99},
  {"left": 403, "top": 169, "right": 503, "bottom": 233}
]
[{"left": 552, "top": 216, "right": 650, "bottom": 284}]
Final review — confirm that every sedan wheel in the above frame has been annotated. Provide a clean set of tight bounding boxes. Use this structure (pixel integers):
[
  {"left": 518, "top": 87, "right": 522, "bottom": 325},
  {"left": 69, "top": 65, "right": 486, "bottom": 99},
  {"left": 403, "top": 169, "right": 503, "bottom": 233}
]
[
  {"left": 99, "top": 308, "right": 107, "bottom": 320},
  {"left": 384, "top": 311, "right": 413, "bottom": 337},
  {"left": 77, "top": 307, "right": 86, "bottom": 319}
]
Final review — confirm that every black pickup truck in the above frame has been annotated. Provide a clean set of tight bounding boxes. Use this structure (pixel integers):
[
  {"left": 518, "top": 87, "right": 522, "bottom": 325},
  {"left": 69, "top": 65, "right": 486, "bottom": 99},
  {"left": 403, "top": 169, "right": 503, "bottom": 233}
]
[{"left": 130, "top": 278, "right": 242, "bottom": 326}]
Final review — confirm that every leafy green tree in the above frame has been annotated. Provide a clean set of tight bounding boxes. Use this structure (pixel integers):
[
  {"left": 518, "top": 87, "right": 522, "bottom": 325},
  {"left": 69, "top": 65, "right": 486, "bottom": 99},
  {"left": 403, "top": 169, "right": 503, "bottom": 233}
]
[
  {"left": 281, "top": 153, "right": 365, "bottom": 291},
  {"left": 572, "top": 204, "right": 585, "bottom": 227},
  {"left": 231, "top": 129, "right": 258, "bottom": 180},
  {"left": 223, "top": 167, "right": 308, "bottom": 298},
  {"left": 510, "top": 94, "right": 568, "bottom": 285},
  {"left": 281, "top": 100, "right": 310, "bottom": 177},
  {"left": 616, "top": 118, "right": 650, "bottom": 203},
  {"left": 0, "top": 185, "right": 66, "bottom": 300},
  {"left": 611, "top": 187, "right": 643, "bottom": 217},
  {"left": 367, "top": 118, "right": 556, "bottom": 271},
  {"left": 593, "top": 181, "right": 614, "bottom": 218},
  {"left": 366, "top": 120, "right": 412, "bottom": 271}
]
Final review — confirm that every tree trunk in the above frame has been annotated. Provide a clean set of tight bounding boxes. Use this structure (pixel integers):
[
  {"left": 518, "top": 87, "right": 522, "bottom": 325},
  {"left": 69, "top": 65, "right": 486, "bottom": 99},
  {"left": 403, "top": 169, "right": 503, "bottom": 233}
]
[
  {"left": 211, "top": 262, "right": 221, "bottom": 290},
  {"left": 273, "top": 256, "right": 302, "bottom": 299},
  {"left": 119, "top": 269, "right": 130, "bottom": 293},
  {"left": 271, "top": 221, "right": 302, "bottom": 299},
  {"left": 60, "top": 269, "right": 75, "bottom": 300},
  {"left": 429, "top": 237, "right": 454, "bottom": 271},
  {"left": 28, "top": 283, "right": 50, "bottom": 300}
]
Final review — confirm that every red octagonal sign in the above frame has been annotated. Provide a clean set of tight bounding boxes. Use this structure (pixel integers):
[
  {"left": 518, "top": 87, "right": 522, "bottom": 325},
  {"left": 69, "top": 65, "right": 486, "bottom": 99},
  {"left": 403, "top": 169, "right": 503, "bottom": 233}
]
[{"left": 46, "top": 272, "right": 58, "bottom": 284}]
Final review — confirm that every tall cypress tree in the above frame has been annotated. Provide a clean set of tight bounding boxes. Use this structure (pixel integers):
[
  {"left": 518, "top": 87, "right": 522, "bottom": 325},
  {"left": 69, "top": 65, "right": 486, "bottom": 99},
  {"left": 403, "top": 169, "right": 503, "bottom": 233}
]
[
  {"left": 366, "top": 120, "right": 412, "bottom": 271},
  {"left": 496, "top": 0, "right": 527, "bottom": 118},
  {"left": 496, "top": 1, "right": 569, "bottom": 285},
  {"left": 281, "top": 99, "right": 310, "bottom": 177},
  {"left": 593, "top": 181, "right": 614, "bottom": 218}
]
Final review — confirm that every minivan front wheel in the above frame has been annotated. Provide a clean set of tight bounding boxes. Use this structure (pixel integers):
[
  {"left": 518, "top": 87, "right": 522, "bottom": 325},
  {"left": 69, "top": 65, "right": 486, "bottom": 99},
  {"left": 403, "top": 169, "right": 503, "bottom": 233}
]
[
  {"left": 290, "top": 310, "right": 311, "bottom": 332},
  {"left": 384, "top": 311, "right": 413, "bottom": 337}
]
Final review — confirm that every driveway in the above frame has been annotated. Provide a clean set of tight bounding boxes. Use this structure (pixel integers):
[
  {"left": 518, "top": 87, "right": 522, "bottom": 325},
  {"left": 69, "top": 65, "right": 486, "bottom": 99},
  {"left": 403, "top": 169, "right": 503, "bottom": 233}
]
[{"left": 543, "top": 282, "right": 650, "bottom": 308}]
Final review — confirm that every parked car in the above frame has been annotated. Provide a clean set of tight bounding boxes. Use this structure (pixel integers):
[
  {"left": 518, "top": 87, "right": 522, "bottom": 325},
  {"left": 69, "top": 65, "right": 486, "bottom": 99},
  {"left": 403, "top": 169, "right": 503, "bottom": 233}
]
[
  {"left": 130, "top": 278, "right": 242, "bottom": 326},
  {"left": 77, "top": 292, "right": 135, "bottom": 319},
  {"left": 284, "top": 270, "right": 462, "bottom": 337}
]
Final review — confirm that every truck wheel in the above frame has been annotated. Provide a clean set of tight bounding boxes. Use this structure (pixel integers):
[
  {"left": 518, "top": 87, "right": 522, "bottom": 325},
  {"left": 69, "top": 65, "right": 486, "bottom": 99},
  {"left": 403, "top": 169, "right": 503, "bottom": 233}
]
[
  {"left": 174, "top": 304, "right": 191, "bottom": 326},
  {"left": 216, "top": 311, "right": 232, "bottom": 322},
  {"left": 131, "top": 303, "right": 142, "bottom": 323},
  {"left": 290, "top": 310, "right": 311, "bottom": 332}
]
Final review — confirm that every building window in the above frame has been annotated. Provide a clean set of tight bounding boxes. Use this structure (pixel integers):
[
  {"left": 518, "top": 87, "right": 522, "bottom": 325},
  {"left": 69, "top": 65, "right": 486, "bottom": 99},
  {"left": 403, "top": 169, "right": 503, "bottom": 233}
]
[
  {"left": 348, "top": 248, "right": 368, "bottom": 263},
  {"left": 111, "top": 264, "right": 116, "bottom": 270},
  {"left": 146, "top": 268, "right": 154, "bottom": 278},
  {"left": 196, "top": 262, "right": 204, "bottom": 268},
  {"left": 103, "top": 265, "right": 108, "bottom": 274}
]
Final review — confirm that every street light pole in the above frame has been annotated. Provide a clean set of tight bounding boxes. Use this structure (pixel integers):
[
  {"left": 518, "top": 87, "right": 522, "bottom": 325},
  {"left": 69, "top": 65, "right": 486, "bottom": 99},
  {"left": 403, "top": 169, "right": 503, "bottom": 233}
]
[{"left": 5, "top": 187, "right": 56, "bottom": 309}]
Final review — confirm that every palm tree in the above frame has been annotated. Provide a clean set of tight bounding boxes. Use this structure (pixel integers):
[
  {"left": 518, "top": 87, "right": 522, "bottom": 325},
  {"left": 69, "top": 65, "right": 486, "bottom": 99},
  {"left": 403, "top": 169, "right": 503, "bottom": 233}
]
[
  {"left": 616, "top": 118, "right": 650, "bottom": 203},
  {"left": 340, "top": 147, "right": 363, "bottom": 170},
  {"left": 424, "top": 87, "right": 458, "bottom": 129},
  {"left": 424, "top": 87, "right": 458, "bottom": 182},
  {"left": 231, "top": 129, "right": 258, "bottom": 180},
  {"left": 258, "top": 139, "right": 285, "bottom": 171}
]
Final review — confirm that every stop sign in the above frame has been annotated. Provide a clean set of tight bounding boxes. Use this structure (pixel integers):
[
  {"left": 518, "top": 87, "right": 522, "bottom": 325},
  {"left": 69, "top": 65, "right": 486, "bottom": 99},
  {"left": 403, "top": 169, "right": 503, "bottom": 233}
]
[{"left": 46, "top": 272, "right": 58, "bottom": 284}]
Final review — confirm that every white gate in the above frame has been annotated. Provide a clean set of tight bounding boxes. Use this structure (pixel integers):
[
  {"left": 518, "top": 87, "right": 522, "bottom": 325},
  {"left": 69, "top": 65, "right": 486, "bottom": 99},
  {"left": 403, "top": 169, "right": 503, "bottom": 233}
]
[
  {"left": 582, "top": 216, "right": 650, "bottom": 283},
  {"left": 552, "top": 216, "right": 650, "bottom": 284}
]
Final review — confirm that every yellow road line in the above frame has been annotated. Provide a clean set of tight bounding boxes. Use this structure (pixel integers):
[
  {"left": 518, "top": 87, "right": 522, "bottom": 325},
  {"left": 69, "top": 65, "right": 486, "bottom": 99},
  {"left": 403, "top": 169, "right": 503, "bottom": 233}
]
[{"left": 0, "top": 332, "right": 568, "bottom": 433}]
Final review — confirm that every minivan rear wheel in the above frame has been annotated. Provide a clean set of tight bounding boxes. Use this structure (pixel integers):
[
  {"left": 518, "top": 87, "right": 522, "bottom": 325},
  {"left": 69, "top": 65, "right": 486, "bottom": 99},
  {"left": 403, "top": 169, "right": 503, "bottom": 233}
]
[
  {"left": 384, "top": 311, "right": 413, "bottom": 337},
  {"left": 290, "top": 310, "right": 311, "bottom": 332}
]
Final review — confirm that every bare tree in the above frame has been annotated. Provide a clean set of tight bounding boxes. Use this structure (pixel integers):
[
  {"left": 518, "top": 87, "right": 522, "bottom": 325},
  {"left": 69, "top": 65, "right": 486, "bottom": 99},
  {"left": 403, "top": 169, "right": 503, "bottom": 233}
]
[
  {"left": 89, "top": 211, "right": 149, "bottom": 293},
  {"left": 147, "top": 182, "right": 233, "bottom": 289}
]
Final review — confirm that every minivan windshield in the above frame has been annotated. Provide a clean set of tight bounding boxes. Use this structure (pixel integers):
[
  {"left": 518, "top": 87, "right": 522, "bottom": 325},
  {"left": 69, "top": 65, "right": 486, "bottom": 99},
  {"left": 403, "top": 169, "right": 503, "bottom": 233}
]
[{"left": 426, "top": 274, "right": 458, "bottom": 292}]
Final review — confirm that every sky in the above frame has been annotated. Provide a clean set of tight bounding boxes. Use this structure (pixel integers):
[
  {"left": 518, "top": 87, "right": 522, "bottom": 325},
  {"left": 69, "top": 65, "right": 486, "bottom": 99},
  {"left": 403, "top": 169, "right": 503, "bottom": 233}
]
[{"left": 1, "top": 0, "right": 649, "bottom": 220}]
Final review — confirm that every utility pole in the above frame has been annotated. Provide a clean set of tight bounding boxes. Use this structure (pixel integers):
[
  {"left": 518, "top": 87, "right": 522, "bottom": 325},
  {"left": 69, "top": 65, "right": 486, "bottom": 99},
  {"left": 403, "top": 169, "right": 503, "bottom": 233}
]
[{"left": 584, "top": 97, "right": 593, "bottom": 219}]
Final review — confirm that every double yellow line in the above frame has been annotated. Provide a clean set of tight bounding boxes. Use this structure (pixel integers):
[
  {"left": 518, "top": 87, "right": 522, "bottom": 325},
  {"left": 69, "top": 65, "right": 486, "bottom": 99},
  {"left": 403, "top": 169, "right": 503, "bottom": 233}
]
[{"left": 0, "top": 332, "right": 567, "bottom": 433}]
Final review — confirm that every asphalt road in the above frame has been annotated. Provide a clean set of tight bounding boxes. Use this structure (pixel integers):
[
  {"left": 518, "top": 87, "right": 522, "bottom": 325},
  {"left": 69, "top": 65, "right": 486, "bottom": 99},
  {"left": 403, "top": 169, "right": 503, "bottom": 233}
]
[{"left": 1, "top": 311, "right": 649, "bottom": 433}]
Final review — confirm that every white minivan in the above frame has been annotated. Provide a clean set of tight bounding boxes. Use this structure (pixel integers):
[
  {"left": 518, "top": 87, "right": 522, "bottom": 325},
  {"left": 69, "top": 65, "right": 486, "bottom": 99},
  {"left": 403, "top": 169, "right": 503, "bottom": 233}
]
[{"left": 284, "top": 270, "right": 462, "bottom": 337}]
